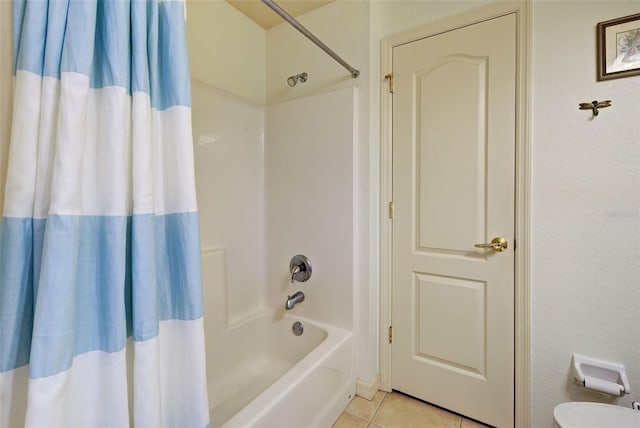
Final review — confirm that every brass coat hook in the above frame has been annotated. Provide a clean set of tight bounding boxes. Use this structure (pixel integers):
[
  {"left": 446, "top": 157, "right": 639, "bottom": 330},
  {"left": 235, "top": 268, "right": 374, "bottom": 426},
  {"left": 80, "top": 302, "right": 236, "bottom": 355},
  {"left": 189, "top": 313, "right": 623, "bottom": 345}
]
[{"left": 578, "top": 100, "right": 612, "bottom": 116}]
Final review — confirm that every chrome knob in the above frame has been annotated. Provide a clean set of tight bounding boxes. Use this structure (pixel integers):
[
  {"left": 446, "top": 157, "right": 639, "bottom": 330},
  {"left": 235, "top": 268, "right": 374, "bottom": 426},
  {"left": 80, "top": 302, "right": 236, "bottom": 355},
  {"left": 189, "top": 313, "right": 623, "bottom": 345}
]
[
  {"left": 290, "top": 255, "right": 312, "bottom": 283},
  {"left": 474, "top": 237, "right": 508, "bottom": 252}
]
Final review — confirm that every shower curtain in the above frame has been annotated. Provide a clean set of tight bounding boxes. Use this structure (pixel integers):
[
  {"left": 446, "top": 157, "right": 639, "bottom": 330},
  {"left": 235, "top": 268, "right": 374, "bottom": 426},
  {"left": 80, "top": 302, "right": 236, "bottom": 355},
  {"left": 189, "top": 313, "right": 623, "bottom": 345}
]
[{"left": 0, "top": 1, "right": 209, "bottom": 426}]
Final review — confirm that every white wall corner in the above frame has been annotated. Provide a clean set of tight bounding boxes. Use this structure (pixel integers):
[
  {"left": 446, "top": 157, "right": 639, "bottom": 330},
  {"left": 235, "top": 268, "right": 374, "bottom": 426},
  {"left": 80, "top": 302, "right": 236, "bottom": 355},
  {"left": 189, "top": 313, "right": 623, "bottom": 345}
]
[
  {"left": 356, "top": 375, "right": 381, "bottom": 401},
  {"left": 186, "top": 0, "right": 266, "bottom": 105}
]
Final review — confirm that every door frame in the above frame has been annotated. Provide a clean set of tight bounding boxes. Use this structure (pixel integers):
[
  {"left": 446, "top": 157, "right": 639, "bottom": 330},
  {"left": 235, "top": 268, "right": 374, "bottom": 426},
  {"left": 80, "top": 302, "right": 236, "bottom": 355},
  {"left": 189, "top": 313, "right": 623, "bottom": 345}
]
[{"left": 378, "top": 2, "right": 532, "bottom": 426}]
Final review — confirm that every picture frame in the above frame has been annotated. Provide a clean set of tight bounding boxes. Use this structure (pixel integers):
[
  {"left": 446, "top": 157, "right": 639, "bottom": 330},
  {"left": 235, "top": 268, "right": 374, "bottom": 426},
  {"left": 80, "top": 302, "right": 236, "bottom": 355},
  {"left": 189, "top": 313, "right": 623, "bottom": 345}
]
[{"left": 597, "top": 12, "right": 640, "bottom": 81}]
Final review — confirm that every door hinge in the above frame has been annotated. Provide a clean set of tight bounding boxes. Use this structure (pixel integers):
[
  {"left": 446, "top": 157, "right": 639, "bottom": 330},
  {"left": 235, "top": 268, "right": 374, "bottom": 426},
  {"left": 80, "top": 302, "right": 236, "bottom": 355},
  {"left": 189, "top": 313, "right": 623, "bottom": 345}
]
[
  {"left": 388, "top": 201, "right": 394, "bottom": 219},
  {"left": 384, "top": 73, "right": 394, "bottom": 94},
  {"left": 388, "top": 326, "right": 393, "bottom": 343}
]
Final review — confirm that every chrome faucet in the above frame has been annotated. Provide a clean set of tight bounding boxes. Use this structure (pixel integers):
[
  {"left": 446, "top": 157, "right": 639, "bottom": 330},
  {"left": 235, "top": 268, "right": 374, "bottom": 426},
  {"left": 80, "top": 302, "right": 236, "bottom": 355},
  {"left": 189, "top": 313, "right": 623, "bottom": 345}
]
[
  {"left": 285, "top": 291, "right": 305, "bottom": 310},
  {"left": 290, "top": 255, "right": 312, "bottom": 284}
]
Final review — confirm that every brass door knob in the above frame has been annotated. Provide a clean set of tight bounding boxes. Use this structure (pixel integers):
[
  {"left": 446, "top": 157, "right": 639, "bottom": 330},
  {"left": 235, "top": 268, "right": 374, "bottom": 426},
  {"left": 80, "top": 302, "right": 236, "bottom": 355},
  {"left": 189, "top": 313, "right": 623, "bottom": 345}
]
[{"left": 474, "top": 237, "right": 508, "bottom": 252}]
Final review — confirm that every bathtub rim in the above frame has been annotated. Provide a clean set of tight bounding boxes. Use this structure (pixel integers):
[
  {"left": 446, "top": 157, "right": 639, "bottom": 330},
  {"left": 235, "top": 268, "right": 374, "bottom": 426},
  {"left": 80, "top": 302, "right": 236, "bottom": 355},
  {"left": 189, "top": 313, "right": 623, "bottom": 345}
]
[{"left": 216, "top": 311, "right": 354, "bottom": 427}]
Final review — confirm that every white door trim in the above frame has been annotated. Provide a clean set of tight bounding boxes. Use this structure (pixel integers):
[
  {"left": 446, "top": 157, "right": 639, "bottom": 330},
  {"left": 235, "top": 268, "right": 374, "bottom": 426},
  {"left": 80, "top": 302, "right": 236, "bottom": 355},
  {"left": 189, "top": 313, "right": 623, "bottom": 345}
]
[{"left": 378, "top": 2, "right": 532, "bottom": 426}]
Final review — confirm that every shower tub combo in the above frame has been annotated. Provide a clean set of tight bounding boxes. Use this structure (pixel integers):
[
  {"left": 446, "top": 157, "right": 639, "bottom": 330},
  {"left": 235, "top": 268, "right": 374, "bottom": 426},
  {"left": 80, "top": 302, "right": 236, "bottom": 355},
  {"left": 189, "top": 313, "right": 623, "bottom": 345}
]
[{"left": 194, "top": 2, "right": 360, "bottom": 420}]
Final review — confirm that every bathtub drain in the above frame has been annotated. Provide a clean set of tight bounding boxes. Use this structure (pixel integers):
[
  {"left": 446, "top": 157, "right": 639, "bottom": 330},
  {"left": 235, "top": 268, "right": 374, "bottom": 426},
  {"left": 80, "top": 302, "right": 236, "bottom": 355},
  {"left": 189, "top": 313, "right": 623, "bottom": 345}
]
[{"left": 292, "top": 321, "right": 304, "bottom": 336}]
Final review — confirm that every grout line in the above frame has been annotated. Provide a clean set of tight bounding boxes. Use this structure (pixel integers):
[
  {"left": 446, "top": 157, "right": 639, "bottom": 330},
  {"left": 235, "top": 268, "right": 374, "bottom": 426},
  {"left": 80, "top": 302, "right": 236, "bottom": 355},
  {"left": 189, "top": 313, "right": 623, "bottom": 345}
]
[
  {"left": 368, "top": 391, "right": 388, "bottom": 423},
  {"left": 334, "top": 410, "right": 369, "bottom": 427},
  {"left": 344, "top": 392, "right": 388, "bottom": 423},
  {"left": 343, "top": 409, "right": 365, "bottom": 422},
  {"left": 351, "top": 414, "right": 369, "bottom": 425}
]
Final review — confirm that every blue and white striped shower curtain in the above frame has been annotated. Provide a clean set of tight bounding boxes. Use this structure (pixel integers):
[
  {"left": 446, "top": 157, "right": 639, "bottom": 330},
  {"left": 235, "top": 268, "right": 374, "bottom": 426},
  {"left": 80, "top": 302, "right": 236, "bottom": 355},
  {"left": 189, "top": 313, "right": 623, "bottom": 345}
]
[{"left": 0, "top": 1, "right": 209, "bottom": 426}]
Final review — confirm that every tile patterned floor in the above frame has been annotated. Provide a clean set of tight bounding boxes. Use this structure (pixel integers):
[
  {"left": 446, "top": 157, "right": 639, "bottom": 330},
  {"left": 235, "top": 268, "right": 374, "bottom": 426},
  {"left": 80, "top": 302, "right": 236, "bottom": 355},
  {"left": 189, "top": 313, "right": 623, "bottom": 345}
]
[{"left": 332, "top": 391, "right": 490, "bottom": 428}]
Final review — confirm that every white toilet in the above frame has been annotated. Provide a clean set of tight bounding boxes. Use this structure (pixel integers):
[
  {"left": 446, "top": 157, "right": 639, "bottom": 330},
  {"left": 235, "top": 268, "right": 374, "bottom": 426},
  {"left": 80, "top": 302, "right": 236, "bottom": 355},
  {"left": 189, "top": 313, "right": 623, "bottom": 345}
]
[{"left": 553, "top": 402, "right": 640, "bottom": 428}]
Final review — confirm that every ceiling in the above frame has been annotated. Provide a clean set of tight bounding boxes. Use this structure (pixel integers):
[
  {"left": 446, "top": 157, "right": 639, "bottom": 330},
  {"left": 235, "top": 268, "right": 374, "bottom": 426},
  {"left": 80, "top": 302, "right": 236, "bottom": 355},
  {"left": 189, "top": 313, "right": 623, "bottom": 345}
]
[{"left": 226, "top": 0, "right": 335, "bottom": 29}]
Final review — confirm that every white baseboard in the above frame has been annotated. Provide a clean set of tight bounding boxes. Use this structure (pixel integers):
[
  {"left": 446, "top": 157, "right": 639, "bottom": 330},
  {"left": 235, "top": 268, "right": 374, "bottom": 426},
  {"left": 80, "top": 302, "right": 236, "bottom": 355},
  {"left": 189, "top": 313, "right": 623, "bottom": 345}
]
[{"left": 356, "top": 375, "right": 380, "bottom": 400}]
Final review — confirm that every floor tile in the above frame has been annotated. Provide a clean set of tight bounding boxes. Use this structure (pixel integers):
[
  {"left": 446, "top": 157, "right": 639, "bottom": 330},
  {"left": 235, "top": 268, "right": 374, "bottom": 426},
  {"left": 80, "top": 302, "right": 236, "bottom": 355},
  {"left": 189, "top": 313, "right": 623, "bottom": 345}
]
[
  {"left": 345, "top": 391, "right": 387, "bottom": 421},
  {"left": 461, "top": 417, "right": 490, "bottom": 427},
  {"left": 332, "top": 412, "right": 369, "bottom": 428},
  {"left": 371, "top": 392, "right": 462, "bottom": 428}
]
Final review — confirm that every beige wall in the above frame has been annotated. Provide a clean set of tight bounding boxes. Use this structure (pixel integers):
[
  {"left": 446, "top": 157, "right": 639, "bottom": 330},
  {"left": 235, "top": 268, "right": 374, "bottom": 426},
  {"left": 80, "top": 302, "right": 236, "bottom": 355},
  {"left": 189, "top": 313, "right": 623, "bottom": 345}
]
[
  {"left": 186, "top": 0, "right": 266, "bottom": 105},
  {"left": 531, "top": 1, "right": 640, "bottom": 426},
  {"left": 374, "top": 0, "right": 495, "bottom": 40},
  {"left": 0, "top": 1, "right": 12, "bottom": 219},
  {"left": 265, "top": 0, "right": 369, "bottom": 105}
]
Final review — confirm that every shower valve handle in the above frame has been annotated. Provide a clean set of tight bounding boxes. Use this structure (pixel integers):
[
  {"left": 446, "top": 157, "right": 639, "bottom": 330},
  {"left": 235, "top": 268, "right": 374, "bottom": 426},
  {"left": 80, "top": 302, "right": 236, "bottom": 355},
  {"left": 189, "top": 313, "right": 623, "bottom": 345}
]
[{"left": 289, "top": 255, "right": 312, "bottom": 284}]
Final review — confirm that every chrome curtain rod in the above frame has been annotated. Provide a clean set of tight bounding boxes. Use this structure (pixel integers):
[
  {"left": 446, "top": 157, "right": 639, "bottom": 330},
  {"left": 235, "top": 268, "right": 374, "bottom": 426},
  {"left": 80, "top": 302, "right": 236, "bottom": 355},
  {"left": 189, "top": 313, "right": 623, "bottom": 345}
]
[{"left": 261, "top": 0, "right": 360, "bottom": 78}]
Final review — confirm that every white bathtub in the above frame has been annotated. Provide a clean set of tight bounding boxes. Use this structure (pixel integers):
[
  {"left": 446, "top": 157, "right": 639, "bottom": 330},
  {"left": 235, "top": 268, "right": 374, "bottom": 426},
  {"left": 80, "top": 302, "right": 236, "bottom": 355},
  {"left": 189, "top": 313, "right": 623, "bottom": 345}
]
[{"left": 207, "top": 312, "right": 354, "bottom": 428}]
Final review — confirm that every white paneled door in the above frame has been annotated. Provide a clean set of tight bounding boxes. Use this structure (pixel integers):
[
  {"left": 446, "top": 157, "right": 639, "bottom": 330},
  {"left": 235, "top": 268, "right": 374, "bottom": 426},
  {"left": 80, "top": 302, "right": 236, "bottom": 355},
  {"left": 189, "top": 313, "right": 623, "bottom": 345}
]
[{"left": 391, "top": 14, "right": 516, "bottom": 427}]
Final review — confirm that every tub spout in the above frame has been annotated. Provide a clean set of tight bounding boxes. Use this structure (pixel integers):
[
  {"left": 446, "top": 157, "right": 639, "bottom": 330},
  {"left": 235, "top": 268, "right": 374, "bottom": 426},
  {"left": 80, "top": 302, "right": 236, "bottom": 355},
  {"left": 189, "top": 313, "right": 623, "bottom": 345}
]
[{"left": 285, "top": 291, "right": 305, "bottom": 310}]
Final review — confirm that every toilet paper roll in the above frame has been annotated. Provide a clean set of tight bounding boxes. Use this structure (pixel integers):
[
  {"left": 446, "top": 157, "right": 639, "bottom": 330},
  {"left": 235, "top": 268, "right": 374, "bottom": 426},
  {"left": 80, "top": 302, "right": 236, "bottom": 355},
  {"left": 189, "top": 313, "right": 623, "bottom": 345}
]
[{"left": 584, "top": 375, "right": 622, "bottom": 396}]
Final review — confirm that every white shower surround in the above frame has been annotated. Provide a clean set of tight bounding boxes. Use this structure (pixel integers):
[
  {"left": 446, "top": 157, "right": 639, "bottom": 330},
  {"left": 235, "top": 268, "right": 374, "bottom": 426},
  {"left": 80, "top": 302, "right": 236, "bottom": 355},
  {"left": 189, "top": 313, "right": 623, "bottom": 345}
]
[{"left": 192, "top": 81, "right": 358, "bottom": 425}]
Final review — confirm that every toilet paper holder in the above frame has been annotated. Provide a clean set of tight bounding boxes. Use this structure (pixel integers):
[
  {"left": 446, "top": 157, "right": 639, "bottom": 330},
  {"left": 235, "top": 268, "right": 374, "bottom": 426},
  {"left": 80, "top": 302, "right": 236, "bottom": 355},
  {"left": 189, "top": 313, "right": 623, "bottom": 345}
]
[{"left": 573, "top": 353, "right": 630, "bottom": 396}]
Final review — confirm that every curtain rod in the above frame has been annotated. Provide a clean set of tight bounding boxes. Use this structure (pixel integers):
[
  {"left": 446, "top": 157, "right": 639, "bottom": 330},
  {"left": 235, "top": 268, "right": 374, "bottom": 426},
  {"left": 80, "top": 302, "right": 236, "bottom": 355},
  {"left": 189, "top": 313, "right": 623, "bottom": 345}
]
[{"left": 261, "top": 0, "right": 360, "bottom": 78}]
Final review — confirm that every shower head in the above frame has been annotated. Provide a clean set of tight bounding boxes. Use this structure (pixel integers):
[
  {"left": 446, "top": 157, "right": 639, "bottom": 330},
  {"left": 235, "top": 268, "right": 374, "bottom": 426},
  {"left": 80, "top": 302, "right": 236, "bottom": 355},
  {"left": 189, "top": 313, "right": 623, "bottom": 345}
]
[{"left": 287, "top": 72, "right": 308, "bottom": 87}]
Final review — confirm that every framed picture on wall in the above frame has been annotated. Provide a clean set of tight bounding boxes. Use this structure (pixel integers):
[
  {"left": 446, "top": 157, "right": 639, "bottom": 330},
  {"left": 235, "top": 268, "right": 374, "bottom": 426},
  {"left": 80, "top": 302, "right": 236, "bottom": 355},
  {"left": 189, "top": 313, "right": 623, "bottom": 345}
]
[{"left": 597, "top": 13, "right": 640, "bottom": 80}]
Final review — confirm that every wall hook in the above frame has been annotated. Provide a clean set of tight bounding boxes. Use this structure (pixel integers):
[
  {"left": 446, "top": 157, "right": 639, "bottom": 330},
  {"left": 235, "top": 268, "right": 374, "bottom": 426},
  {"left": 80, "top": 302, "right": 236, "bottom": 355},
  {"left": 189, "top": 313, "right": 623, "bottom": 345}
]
[{"left": 578, "top": 100, "right": 612, "bottom": 116}]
